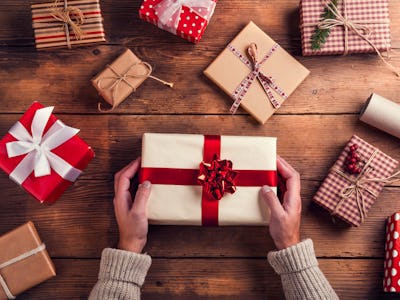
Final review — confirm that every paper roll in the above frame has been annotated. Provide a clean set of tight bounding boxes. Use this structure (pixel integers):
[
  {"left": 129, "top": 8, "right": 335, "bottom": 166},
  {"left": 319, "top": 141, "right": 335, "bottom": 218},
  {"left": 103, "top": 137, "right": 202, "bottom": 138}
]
[{"left": 360, "top": 93, "right": 400, "bottom": 139}]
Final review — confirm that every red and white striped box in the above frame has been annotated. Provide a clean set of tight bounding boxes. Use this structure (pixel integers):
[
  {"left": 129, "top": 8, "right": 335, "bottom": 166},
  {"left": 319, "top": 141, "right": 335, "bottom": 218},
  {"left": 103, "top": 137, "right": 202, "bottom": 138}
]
[
  {"left": 313, "top": 135, "right": 398, "bottom": 226},
  {"left": 299, "top": 0, "right": 391, "bottom": 56},
  {"left": 384, "top": 212, "right": 400, "bottom": 293},
  {"left": 139, "top": 0, "right": 217, "bottom": 43},
  {"left": 31, "top": 0, "right": 106, "bottom": 50}
]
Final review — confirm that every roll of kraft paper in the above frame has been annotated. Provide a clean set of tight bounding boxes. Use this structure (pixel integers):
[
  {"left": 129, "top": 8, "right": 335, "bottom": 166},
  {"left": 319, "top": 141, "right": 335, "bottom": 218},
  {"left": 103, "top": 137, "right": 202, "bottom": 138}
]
[{"left": 360, "top": 93, "right": 400, "bottom": 139}]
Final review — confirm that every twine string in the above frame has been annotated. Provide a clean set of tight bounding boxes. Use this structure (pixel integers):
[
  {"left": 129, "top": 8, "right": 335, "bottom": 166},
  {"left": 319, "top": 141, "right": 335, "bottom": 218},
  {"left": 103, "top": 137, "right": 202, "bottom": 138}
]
[
  {"left": 97, "top": 61, "right": 173, "bottom": 112},
  {"left": 331, "top": 150, "right": 400, "bottom": 223},
  {"left": 49, "top": 0, "right": 85, "bottom": 49}
]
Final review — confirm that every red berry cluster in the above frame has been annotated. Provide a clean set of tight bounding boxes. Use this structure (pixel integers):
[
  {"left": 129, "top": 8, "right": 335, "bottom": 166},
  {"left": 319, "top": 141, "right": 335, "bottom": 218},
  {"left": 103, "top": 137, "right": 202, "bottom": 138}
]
[{"left": 345, "top": 144, "right": 362, "bottom": 174}]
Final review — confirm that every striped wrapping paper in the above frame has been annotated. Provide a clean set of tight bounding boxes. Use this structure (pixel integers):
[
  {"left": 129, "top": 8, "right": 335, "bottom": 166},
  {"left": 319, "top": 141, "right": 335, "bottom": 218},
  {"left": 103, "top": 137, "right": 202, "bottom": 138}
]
[
  {"left": 299, "top": 0, "right": 391, "bottom": 56},
  {"left": 313, "top": 135, "right": 398, "bottom": 227},
  {"left": 31, "top": 0, "right": 106, "bottom": 50}
]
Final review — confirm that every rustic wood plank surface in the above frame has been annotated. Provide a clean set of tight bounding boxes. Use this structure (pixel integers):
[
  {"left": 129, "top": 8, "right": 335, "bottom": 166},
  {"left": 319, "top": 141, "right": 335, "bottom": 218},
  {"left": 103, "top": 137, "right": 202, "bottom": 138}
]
[{"left": 1, "top": 0, "right": 400, "bottom": 299}]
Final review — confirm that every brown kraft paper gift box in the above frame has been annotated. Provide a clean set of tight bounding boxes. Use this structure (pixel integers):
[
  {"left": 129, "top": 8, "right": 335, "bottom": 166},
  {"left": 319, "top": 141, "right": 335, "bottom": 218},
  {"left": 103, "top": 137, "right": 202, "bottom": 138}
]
[
  {"left": 204, "top": 21, "right": 310, "bottom": 124},
  {"left": 0, "top": 222, "right": 56, "bottom": 299},
  {"left": 91, "top": 49, "right": 174, "bottom": 112}
]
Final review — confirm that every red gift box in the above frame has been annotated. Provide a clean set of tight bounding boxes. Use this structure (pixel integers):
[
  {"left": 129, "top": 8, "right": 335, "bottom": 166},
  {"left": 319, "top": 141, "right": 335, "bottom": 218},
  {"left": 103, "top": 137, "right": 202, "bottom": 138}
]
[
  {"left": 139, "top": 0, "right": 217, "bottom": 43},
  {"left": 0, "top": 102, "right": 94, "bottom": 204},
  {"left": 384, "top": 212, "right": 400, "bottom": 293}
]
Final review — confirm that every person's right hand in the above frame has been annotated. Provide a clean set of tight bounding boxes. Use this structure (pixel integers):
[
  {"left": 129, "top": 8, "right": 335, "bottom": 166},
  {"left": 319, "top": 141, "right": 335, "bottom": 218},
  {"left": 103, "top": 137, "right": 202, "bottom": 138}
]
[{"left": 260, "top": 156, "right": 302, "bottom": 250}]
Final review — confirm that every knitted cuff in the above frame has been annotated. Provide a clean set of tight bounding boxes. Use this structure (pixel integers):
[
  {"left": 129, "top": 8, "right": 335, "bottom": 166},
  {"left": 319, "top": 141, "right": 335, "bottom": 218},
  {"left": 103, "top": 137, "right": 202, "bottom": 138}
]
[
  {"left": 98, "top": 248, "right": 152, "bottom": 286},
  {"left": 267, "top": 239, "right": 318, "bottom": 275}
]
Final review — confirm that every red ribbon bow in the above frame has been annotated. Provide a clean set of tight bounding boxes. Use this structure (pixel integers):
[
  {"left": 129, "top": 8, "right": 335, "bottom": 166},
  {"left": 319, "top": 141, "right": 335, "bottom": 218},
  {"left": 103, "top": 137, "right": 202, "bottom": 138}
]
[{"left": 197, "top": 154, "right": 239, "bottom": 200}]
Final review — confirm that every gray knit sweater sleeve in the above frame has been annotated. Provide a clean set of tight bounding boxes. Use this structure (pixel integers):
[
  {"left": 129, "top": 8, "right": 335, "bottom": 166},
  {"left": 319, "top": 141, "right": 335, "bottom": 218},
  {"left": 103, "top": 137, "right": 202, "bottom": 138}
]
[
  {"left": 89, "top": 248, "right": 152, "bottom": 300},
  {"left": 267, "top": 239, "right": 339, "bottom": 300}
]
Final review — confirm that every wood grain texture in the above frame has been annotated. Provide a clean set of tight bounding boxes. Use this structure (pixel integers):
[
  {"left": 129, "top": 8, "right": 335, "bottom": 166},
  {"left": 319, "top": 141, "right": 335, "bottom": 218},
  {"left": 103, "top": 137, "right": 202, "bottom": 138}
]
[
  {"left": 16, "top": 258, "right": 400, "bottom": 300},
  {"left": 1, "top": 0, "right": 400, "bottom": 298}
]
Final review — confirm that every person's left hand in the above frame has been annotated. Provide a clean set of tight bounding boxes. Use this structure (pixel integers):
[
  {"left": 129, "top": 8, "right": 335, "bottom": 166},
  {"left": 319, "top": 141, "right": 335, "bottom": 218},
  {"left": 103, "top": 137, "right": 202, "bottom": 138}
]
[{"left": 113, "top": 157, "right": 151, "bottom": 253}]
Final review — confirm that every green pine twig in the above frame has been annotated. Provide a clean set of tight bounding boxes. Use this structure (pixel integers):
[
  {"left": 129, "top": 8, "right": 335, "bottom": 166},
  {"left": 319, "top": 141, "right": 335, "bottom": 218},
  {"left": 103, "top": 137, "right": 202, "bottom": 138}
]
[{"left": 311, "top": 0, "right": 338, "bottom": 50}]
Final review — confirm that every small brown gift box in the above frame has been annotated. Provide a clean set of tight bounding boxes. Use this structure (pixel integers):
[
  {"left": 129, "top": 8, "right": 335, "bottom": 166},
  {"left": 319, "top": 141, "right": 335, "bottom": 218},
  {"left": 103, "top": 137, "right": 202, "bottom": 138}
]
[
  {"left": 313, "top": 135, "right": 399, "bottom": 227},
  {"left": 0, "top": 222, "right": 56, "bottom": 299},
  {"left": 92, "top": 49, "right": 157, "bottom": 111},
  {"left": 204, "top": 21, "right": 310, "bottom": 124}
]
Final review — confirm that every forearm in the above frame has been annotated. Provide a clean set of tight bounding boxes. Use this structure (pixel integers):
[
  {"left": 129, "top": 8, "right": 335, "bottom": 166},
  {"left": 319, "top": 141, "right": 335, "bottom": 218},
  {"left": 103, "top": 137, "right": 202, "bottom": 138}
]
[
  {"left": 89, "top": 248, "right": 152, "bottom": 300},
  {"left": 267, "top": 239, "right": 339, "bottom": 300}
]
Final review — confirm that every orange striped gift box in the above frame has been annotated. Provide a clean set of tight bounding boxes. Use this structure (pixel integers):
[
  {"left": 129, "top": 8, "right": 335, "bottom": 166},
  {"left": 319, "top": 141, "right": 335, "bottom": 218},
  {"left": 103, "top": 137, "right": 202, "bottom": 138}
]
[{"left": 31, "top": 0, "right": 106, "bottom": 50}]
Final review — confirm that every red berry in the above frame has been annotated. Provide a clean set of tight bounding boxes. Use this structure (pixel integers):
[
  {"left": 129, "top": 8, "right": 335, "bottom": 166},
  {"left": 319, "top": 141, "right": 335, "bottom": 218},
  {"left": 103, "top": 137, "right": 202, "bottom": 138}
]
[{"left": 353, "top": 144, "right": 358, "bottom": 150}]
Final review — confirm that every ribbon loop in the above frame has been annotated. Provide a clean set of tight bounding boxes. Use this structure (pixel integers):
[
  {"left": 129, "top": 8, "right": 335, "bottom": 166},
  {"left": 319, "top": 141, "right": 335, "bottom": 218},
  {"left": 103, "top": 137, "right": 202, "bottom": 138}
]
[
  {"left": 6, "top": 107, "right": 82, "bottom": 185},
  {"left": 153, "top": 0, "right": 216, "bottom": 34},
  {"left": 228, "top": 43, "right": 287, "bottom": 114}
]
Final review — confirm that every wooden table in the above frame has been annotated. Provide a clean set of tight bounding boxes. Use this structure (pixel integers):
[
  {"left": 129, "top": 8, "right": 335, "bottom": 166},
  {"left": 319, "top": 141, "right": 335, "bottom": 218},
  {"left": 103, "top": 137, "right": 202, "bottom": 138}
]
[{"left": 1, "top": 0, "right": 400, "bottom": 299}]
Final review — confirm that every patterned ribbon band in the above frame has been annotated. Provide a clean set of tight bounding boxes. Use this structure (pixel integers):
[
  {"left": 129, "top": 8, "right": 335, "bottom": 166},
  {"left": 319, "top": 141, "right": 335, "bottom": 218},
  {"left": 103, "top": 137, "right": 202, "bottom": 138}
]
[
  {"left": 302, "top": 0, "right": 400, "bottom": 76},
  {"left": 31, "top": 0, "right": 105, "bottom": 50},
  {"left": 227, "top": 43, "right": 287, "bottom": 114},
  {"left": 139, "top": 135, "right": 277, "bottom": 226},
  {"left": 6, "top": 106, "right": 82, "bottom": 185},
  {"left": 97, "top": 61, "right": 174, "bottom": 112},
  {"left": 331, "top": 150, "right": 400, "bottom": 223},
  {"left": 153, "top": 0, "right": 216, "bottom": 35},
  {"left": 0, "top": 244, "right": 46, "bottom": 299}
]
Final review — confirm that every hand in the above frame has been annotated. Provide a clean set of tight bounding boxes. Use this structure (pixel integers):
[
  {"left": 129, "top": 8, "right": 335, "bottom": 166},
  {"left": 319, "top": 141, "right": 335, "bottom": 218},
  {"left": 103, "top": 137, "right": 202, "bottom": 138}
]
[
  {"left": 260, "top": 156, "right": 301, "bottom": 250},
  {"left": 113, "top": 157, "right": 151, "bottom": 253}
]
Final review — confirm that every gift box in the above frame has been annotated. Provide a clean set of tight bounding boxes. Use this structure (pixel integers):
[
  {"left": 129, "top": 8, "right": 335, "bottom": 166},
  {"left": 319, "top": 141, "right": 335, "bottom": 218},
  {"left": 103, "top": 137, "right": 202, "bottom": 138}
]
[
  {"left": 313, "top": 135, "right": 398, "bottom": 227},
  {"left": 299, "top": 0, "right": 391, "bottom": 56},
  {"left": 204, "top": 21, "right": 310, "bottom": 124},
  {"left": 139, "top": 133, "right": 277, "bottom": 225},
  {"left": 92, "top": 49, "right": 173, "bottom": 111},
  {"left": 139, "top": 0, "right": 216, "bottom": 43},
  {"left": 384, "top": 212, "right": 400, "bottom": 293},
  {"left": 0, "top": 222, "right": 56, "bottom": 299},
  {"left": 31, "top": 0, "right": 106, "bottom": 50},
  {"left": 0, "top": 102, "right": 95, "bottom": 204}
]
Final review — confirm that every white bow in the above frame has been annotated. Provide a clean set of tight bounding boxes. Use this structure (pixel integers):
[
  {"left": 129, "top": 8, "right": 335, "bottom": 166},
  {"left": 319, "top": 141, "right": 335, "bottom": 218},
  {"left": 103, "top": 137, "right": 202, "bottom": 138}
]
[
  {"left": 154, "top": 0, "right": 215, "bottom": 34},
  {"left": 6, "top": 106, "right": 82, "bottom": 185}
]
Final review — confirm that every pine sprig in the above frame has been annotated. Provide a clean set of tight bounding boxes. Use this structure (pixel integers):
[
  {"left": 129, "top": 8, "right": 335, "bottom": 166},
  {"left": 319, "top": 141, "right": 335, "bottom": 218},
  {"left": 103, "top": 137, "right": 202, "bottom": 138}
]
[{"left": 311, "top": 0, "right": 338, "bottom": 50}]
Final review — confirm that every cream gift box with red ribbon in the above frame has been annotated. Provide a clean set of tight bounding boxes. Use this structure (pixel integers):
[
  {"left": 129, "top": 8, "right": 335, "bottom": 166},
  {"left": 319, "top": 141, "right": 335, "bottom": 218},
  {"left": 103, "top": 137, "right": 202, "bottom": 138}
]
[
  {"left": 139, "top": 133, "right": 277, "bottom": 226},
  {"left": 0, "top": 102, "right": 95, "bottom": 204},
  {"left": 204, "top": 21, "right": 310, "bottom": 124},
  {"left": 139, "top": 0, "right": 216, "bottom": 43}
]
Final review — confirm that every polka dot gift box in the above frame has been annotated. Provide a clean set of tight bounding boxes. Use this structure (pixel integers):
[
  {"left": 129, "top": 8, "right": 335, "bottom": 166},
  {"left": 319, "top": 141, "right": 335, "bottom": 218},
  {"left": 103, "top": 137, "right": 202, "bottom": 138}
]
[
  {"left": 139, "top": 0, "right": 216, "bottom": 43},
  {"left": 384, "top": 212, "right": 400, "bottom": 293}
]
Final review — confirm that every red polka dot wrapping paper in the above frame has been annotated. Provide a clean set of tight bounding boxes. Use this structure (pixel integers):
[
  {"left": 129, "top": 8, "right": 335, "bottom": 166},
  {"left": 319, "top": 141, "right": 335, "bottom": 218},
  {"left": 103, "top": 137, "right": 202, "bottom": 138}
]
[
  {"left": 313, "top": 135, "right": 398, "bottom": 227},
  {"left": 384, "top": 212, "right": 400, "bottom": 293},
  {"left": 139, "top": 0, "right": 217, "bottom": 43},
  {"left": 299, "top": 0, "right": 391, "bottom": 56}
]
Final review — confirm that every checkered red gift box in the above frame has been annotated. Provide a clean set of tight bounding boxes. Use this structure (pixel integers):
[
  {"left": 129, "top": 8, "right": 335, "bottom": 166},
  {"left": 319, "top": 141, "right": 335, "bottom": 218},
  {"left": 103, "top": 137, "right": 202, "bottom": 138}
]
[
  {"left": 139, "top": 0, "right": 216, "bottom": 43},
  {"left": 313, "top": 135, "right": 398, "bottom": 226},
  {"left": 384, "top": 212, "right": 400, "bottom": 293},
  {"left": 299, "top": 0, "right": 391, "bottom": 56}
]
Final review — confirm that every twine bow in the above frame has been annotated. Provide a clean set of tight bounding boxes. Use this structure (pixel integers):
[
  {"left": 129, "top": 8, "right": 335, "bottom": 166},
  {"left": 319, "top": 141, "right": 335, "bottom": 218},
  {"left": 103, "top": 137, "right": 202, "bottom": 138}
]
[
  {"left": 0, "top": 244, "right": 46, "bottom": 299},
  {"left": 331, "top": 150, "right": 400, "bottom": 223},
  {"left": 49, "top": 0, "right": 85, "bottom": 49},
  {"left": 197, "top": 154, "right": 239, "bottom": 200},
  {"left": 228, "top": 43, "right": 287, "bottom": 114},
  {"left": 97, "top": 61, "right": 174, "bottom": 112},
  {"left": 303, "top": 0, "right": 400, "bottom": 77}
]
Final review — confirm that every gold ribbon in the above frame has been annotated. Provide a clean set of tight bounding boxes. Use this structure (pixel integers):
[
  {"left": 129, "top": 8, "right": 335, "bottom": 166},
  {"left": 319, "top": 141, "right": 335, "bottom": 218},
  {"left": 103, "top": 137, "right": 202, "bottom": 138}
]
[
  {"left": 97, "top": 61, "right": 174, "bottom": 112},
  {"left": 49, "top": 0, "right": 85, "bottom": 49},
  {"left": 331, "top": 150, "right": 400, "bottom": 223},
  {"left": 302, "top": 0, "right": 400, "bottom": 77}
]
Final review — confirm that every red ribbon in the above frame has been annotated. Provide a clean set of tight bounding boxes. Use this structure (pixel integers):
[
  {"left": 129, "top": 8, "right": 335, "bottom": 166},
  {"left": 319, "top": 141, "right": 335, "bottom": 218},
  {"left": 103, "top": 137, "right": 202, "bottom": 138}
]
[{"left": 139, "top": 135, "right": 277, "bottom": 226}]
